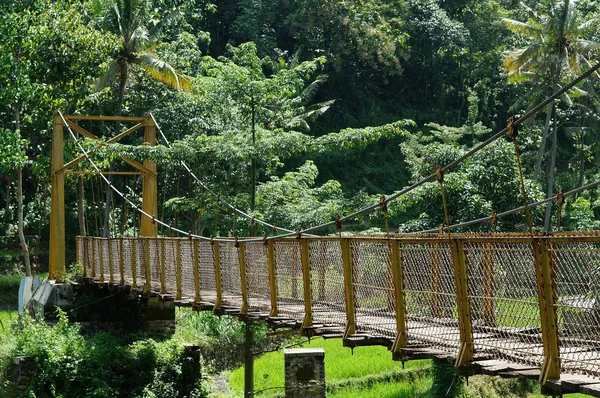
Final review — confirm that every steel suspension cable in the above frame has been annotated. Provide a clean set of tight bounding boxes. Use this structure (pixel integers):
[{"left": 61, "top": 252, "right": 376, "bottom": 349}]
[
  {"left": 59, "top": 112, "right": 214, "bottom": 241},
  {"left": 60, "top": 112, "right": 284, "bottom": 243}
]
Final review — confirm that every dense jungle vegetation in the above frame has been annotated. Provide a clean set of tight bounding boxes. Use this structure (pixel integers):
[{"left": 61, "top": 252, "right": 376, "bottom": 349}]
[
  {"left": 1, "top": 0, "right": 600, "bottom": 396},
  {"left": 2, "top": 0, "right": 600, "bottom": 268}
]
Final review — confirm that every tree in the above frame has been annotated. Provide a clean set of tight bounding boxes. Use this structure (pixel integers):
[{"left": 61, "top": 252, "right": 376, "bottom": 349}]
[
  {"left": 93, "top": 0, "right": 193, "bottom": 115},
  {"left": 502, "top": 0, "right": 600, "bottom": 230},
  {"left": 0, "top": 129, "right": 30, "bottom": 275}
]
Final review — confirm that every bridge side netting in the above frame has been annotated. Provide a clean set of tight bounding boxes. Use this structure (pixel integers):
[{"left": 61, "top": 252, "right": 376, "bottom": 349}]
[
  {"left": 273, "top": 240, "right": 305, "bottom": 322},
  {"left": 309, "top": 239, "right": 346, "bottom": 330},
  {"left": 553, "top": 238, "right": 600, "bottom": 376},
  {"left": 218, "top": 241, "right": 244, "bottom": 309},
  {"left": 401, "top": 240, "right": 460, "bottom": 353},
  {"left": 351, "top": 239, "right": 396, "bottom": 338},
  {"left": 199, "top": 241, "right": 217, "bottom": 303},
  {"left": 244, "top": 242, "right": 271, "bottom": 313},
  {"left": 465, "top": 239, "right": 543, "bottom": 367}
]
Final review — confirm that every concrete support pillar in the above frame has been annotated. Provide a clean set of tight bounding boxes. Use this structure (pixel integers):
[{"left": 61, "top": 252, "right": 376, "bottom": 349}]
[{"left": 284, "top": 348, "right": 326, "bottom": 397}]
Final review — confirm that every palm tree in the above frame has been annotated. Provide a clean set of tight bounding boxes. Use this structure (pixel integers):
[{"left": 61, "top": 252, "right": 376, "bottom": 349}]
[
  {"left": 94, "top": 0, "right": 193, "bottom": 114},
  {"left": 502, "top": 0, "right": 599, "bottom": 231},
  {"left": 93, "top": 0, "right": 193, "bottom": 236}
]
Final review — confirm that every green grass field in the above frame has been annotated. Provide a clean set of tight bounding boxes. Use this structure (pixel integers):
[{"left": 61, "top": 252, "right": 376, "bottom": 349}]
[{"left": 225, "top": 338, "right": 430, "bottom": 397}]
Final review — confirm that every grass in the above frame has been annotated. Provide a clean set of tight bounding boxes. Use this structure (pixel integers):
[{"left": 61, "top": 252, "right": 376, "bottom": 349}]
[
  {"left": 226, "top": 337, "right": 430, "bottom": 397},
  {"left": 328, "top": 376, "right": 431, "bottom": 397},
  {"left": 0, "top": 275, "right": 23, "bottom": 309}
]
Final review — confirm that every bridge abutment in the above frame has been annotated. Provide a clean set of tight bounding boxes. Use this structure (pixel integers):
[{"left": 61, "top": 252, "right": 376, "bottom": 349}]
[{"left": 28, "top": 279, "right": 175, "bottom": 335}]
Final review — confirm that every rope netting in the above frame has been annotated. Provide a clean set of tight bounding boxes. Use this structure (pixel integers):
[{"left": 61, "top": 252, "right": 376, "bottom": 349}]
[{"left": 77, "top": 232, "right": 600, "bottom": 378}]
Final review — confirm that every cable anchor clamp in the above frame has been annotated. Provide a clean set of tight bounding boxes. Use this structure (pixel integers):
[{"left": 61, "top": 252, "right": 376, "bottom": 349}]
[
  {"left": 556, "top": 188, "right": 565, "bottom": 206},
  {"left": 507, "top": 116, "right": 519, "bottom": 141},
  {"left": 435, "top": 165, "right": 444, "bottom": 183},
  {"left": 335, "top": 216, "right": 342, "bottom": 233},
  {"left": 379, "top": 196, "right": 388, "bottom": 214}
]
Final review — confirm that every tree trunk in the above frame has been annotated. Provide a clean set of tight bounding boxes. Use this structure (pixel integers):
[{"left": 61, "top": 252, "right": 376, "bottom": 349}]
[
  {"left": 534, "top": 102, "right": 554, "bottom": 180},
  {"left": 543, "top": 104, "right": 558, "bottom": 232},
  {"left": 17, "top": 167, "right": 31, "bottom": 276}
]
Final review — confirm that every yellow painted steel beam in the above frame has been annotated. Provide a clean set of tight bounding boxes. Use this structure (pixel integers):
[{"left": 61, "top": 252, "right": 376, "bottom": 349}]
[
  {"left": 300, "top": 239, "right": 313, "bottom": 329},
  {"left": 107, "top": 122, "right": 145, "bottom": 144},
  {"left": 65, "top": 120, "right": 99, "bottom": 140},
  {"left": 193, "top": 239, "right": 201, "bottom": 303},
  {"left": 140, "top": 115, "right": 158, "bottom": 237},
  {"left": 266, "top": 240, "right": 279, "bottom": 317},
  {"left": 65, "top": 171, "right": 144, "bottom": 175},
  {"left": 49, "top": 113, "right": 66, "bottom": 280},
  {"left": 121, "top": 157, "right": 155, "bottom": 175},
  {"left": 452, "top": 239, "right": 474, "bottom": 367},
  {"left": 238, "top": 242, "right": 249, "bottom": 314},
  {"left": 341, "top": 238, "right": 356, "bottom": 338},
  {"left": 58, "top": 122, "right": 144, "bottom": 174},
  {"left": 391, "top": 240, "right": 408, "bottom": 354},
  {"left": 534, "top": 239, "right": 561, "bottom": 384}
]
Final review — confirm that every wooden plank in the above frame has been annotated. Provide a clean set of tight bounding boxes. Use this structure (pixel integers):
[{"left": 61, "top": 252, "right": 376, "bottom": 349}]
[
  {"left": 560, "top": 374, "right": 600, "bottom": 390},
  {"left": 581, "top": 383, "right": 600, "bottom": 396}
]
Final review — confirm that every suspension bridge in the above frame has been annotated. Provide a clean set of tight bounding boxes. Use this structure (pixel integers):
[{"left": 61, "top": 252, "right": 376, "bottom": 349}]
[{"left": 44, "top": 61, "right": 600, "bottom": 397}]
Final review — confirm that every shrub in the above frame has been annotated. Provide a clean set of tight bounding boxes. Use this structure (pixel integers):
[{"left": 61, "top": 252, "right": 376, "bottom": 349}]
[{"left": 11, "top": 310, "right": 207, "bottom": 398}]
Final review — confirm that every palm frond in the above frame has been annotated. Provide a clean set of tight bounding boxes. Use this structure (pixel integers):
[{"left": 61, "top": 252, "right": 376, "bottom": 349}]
[
  {"left": 501, "top": 18, "right": 540, "bottom": 37},
  {"left": 289, "top": 99, "right": 335, "bottom": 131},
  {"left": 504, "top": 44, "right": 543, "bottom": 81},
  {"left": 574, "top": 39, "right": 600, "bottom": 53},
  {"left": 300, "top": 75, "right": 328, "bottom": 103},
  {"left": 578, "top": 16, "right": 599, "bottom": 32},
  {"left": 147, "top": 7, "right": 183, "bottom": 45},
  {"left": 129, "top": 25, "right": 150, "bottom": 52},
  {"left": 136, "top": 53, "right": 194, "bottom": 92}
]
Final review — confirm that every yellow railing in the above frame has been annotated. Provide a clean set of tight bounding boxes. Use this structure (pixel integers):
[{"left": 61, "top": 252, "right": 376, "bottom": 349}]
[{"left": 76, "top": 232, "right": 600, "bottom": 382}]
